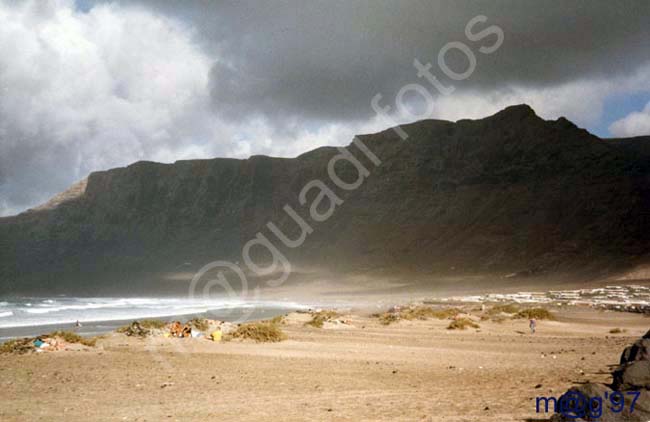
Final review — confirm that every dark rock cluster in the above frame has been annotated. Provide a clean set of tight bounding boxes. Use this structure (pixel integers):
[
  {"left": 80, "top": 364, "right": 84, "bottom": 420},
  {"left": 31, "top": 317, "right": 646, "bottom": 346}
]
[{"left": 552, "top": 330, "right": 650, "bottom": 421}]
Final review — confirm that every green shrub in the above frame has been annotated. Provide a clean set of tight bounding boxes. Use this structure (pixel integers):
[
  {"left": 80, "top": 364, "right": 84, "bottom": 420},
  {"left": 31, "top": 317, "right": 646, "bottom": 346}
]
[
  {"left": 46, "top": 331, "right": 97, "bottom": 347},
  {"left": 447, "top": 318, "right": 480, "bottom": 330},
  {"left": 140, "top": 319, "right": 168, "bottom": 329},
  {"left": 232, "top": 322, "right": 287, "bottom": 342},
  {"left": 514, "top": 308, "right": 555, "bottom": 320},
  {"left": 401, "top": 306, "right": 461, "bottom": 321},
  {"left": 487, "top": 303, "right": 519, "bottom": 315},
  {"left": 0, "top": 331, "right": 97, "bottom": 354},
  {"left": 378, "top": 312, "right": 400, "bottom": 325},
  {"left": 306, "top": 311, "right": 339, "bottom": 328},
  {"left": 269, "top": 315, "right": 285, "bottom": 325},
  {"left": 116, "top": 321, "right": 151, "bottom": 337},
  {"left": 375, "top": 306, "right": 461, "bottom": 325},
  {"left": 0, "top": 338, "right": 34, "bottom": 354}
]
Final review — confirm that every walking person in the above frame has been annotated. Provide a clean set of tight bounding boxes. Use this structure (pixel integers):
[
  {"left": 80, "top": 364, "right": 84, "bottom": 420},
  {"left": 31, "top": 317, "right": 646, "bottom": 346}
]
[{"left": 529, "top": 318, "right": 537, "bottom": 334}]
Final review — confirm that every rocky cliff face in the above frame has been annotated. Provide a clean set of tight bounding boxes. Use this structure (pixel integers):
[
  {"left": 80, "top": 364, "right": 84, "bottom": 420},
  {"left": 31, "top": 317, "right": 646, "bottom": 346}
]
[{"left": 1, "top": 105, "right": 650, "bottom": 294}]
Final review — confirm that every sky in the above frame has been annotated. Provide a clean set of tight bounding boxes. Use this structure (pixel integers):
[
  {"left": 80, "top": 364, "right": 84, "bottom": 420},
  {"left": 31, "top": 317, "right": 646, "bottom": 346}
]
[{"left": 1, "top": 0, "right": 649, "bottom": 216}]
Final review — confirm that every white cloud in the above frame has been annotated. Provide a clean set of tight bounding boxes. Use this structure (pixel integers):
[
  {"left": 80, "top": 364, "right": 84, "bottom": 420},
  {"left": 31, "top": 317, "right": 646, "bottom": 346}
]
[
  {"left": 609, "top": 102, "right": 650, "bottom": 137},
  {"left": 383, "top": 61, "right": 650, "bottom": 135},
  {"left": 0, "top": 0, "right": 393, "bottom": 216},
  {"left": 0, "top": 0, "right": 221, "bottom": 215},
  {"left": 370, "top": 79, "right": 609, "bottom": 133}
]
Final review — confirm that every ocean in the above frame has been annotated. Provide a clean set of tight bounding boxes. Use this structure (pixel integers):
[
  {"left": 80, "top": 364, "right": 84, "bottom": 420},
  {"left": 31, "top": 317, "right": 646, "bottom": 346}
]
[{"left": 0, "top": 296, "right": 309, "bottom": 341}]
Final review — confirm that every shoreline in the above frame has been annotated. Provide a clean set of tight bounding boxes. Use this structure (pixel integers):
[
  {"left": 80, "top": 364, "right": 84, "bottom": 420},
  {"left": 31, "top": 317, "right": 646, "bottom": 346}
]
[
  {"left": 2, "top": 280, "right": 649, "bottom": 342},
  {"left": 0, "top": 305, "right": 298, "bottom": 342}
]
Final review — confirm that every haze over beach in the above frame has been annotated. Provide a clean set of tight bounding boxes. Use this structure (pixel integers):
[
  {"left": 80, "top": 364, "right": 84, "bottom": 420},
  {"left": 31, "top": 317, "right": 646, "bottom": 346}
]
[{"left": 1, "top": 1, "right": 650, "bottom": 421}]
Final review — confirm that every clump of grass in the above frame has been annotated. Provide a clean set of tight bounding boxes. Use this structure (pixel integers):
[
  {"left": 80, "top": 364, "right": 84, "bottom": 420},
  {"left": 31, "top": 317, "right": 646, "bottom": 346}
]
[
  {"left": 0, "top": 338, "right": 34, "bottom": 354},
  {"left": 609, "top": 328, "right": 627, "bottom": 334},
  {"left": 514, "top": 308, "right": 555, "bottom": 320},
  {"left": 447, "top": 318, "right": 480, "bottom": 330},
  {"left": 47, "top": 331, "right": 96, "bottom": 347},
  {"left": 139, "top": 319, "right": 167, "bottom": 330},
  {"left": 401, "top": 306, "right": 461, "bottom": 321},
  {"left": 487, "top": 303, "right": 519, "bottom": 315},
  {"left": 232, "top": 322, "right": 287, "bottom": 343},
  {"left": 0, "top": 331, "right": 97, "bottom": 354},
  {"left": 187, "top": 318, "right": 208, "bottom": 331},
  {"left": 375, "top": 306, "right": 461, "bottom": 325},
  {"left": 269, "top": 315, "right": 285, "bottom": 325},
  {"left": 116, "top": 321, "right": 151, "bottom": 337},
  {"left": 306, "top": 310, "right": 339, "bottom": 328},
  {"left": 377, "top": 312, "right": 400, "bottom": 325},
  {"left": 116, "top": 319, "right": 166, "bottom": 335}
]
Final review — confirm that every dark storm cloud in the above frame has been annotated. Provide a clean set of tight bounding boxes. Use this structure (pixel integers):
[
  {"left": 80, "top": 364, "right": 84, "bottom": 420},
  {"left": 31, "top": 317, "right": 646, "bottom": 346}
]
[
  {"left": 131, "top": 0, "right": 650, "bottom": 122},
  {"left": 2, "top": 0, "right": 650, "bottom": 217}
]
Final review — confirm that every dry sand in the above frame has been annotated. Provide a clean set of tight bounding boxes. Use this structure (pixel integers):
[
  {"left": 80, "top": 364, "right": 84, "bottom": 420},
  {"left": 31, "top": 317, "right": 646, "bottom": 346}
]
[{"left": 0, "top": 307, "right": 647, "bottom": 421}]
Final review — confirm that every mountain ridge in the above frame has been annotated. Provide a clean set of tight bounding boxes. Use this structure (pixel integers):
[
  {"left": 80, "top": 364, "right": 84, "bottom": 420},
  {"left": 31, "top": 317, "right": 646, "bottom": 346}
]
[{"left": 2, "top": 104, "right": 650, "bottom": 295}]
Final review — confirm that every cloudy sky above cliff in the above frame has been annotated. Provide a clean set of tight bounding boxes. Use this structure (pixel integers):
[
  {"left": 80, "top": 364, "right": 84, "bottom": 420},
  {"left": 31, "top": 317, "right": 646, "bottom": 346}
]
[{"left": 1, "top": 0, "right": 650, "bottom": 216}]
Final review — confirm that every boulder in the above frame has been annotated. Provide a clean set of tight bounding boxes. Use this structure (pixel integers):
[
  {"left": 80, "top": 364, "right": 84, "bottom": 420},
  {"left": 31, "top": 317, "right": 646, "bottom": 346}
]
[
  {"left": 550, "top": 383, "right": 650, "bottom": 422},
  {"left": 619, "top": 335, "right": 650, "bottom": 365},
  {"left": 553, "top": 332, "right": 650, "bottom": 421},
  {"left": 614, "top": 331, "right": 650, "bottom": 390},
  {"left": 613, "top": 361, "right": 650, "bottom": 391}
]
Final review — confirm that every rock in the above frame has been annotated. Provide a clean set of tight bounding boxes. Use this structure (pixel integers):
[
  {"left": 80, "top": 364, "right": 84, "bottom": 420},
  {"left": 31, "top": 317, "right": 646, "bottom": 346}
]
[
  {"left": 550, "top": 384, "right": 650, "bottom": 422},
  {"left": 613, "top": 361, "right": 650, "bottom": 391},
  {"left": 613, "top": 332, "right": 650, "bottom": 390},
  {"left": 620, "top": 336, "right": 650, "bottom": 365},
  {"left": 553, "top": 332, "right": 650, "bottom": 421}
]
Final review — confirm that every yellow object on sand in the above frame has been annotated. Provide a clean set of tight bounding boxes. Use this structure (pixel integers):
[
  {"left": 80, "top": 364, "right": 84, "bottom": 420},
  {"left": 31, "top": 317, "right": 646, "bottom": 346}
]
[
  {"left": 211, "top": 330, "right": 222, "bottom": 342},
  {"left": 163, "top": 332, "right": 170, "bottom": 338}
]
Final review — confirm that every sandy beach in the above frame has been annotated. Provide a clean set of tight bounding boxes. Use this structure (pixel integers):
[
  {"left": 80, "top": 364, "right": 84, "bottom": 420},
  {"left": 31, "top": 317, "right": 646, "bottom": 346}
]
[{"left": 0, "top": 306, "right": 647, "bottom": 421}]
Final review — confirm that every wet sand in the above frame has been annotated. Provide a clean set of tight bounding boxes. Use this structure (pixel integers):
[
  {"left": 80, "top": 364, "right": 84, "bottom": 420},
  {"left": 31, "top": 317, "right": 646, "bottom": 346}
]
[{"left": 0, "top": 307, "right": 647, "bottom": 421}]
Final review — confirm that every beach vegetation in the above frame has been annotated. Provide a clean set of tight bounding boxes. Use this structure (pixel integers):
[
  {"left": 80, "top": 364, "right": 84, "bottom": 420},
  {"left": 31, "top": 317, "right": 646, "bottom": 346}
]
[
  {"left": 187, "top": 318, "right": 209, "bottom": 331},
  {"left": 514, "top": 308, "right": 555, "bottom": 320},
  {"left": 231, "top": 321, "right": 287, "bottom": 342},
  {"left": 270, "top": 315, "right": 285, "bottom": 325},
  {"left": 306, "top": 310, "right": 339, "bottom": 328},
  {"left": 377, "top": 312, "right": 400, "bottom": 325},
  {"left": 376, "top": 306, "right": 461, "bottom": 325},
  {"left": 403, "top": 306, "right": 461, "bottom": 320},
  {"left": 487, "top": 303, "right": 520, "bottom": 315},
  {"left": 46, "top": 331, "right": 97, "bottom": 347},
  {"left": 139, "top": 319, "right": 168, "bottom": 329},
  {"left": 447, "top": 318, "right": 480, "bottom": 330},
  {"left": 0, "top": 338, "right": 34, "bottom": 354}
]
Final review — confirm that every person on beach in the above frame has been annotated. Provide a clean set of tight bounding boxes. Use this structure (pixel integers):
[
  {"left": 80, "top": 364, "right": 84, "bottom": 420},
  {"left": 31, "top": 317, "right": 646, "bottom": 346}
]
[
  {"left": 75, "top": 320, "right": 82, "bottom": 328},
  {"left": 529, "top": 318, "right": 536, "bottom": 334}
]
